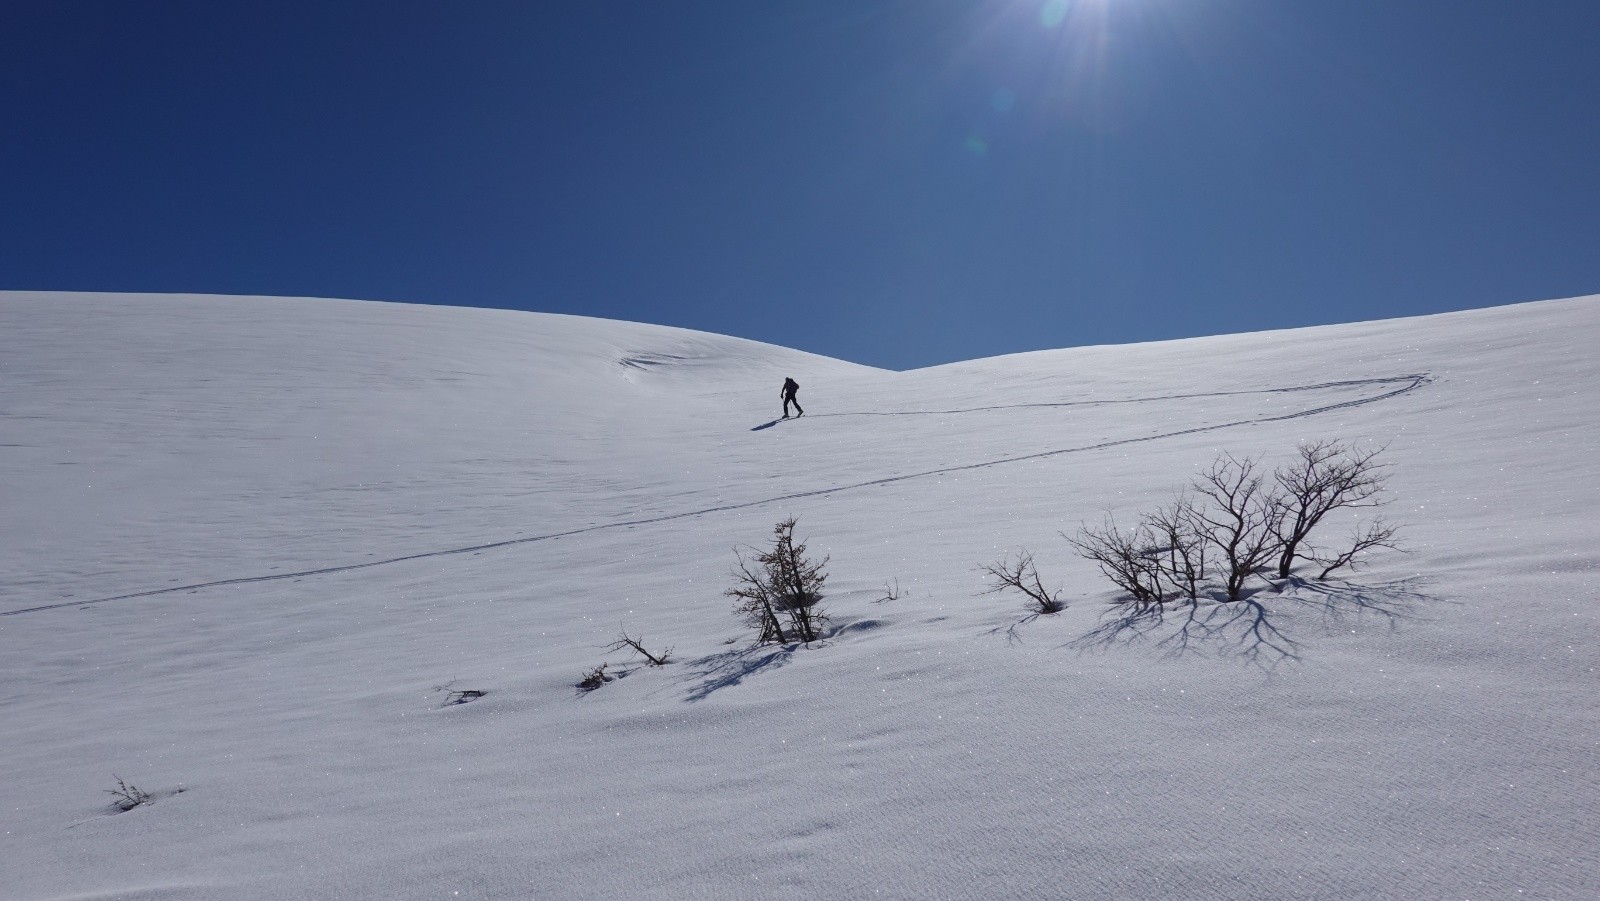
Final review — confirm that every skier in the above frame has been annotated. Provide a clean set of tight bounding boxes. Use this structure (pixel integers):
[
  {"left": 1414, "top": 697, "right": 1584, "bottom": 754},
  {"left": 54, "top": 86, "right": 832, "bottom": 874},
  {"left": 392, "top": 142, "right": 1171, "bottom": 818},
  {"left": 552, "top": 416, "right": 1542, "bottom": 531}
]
[{"left": 781, "top": 377, "right": 804, "bottom": 419}]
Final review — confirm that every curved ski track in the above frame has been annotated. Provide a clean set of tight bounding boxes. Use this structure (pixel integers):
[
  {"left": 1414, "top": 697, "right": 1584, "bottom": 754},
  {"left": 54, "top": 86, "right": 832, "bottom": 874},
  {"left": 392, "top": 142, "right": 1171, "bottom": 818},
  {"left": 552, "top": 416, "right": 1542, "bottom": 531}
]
[{"left": 3, "top": 373, "right": 1432, "bottom": 616}]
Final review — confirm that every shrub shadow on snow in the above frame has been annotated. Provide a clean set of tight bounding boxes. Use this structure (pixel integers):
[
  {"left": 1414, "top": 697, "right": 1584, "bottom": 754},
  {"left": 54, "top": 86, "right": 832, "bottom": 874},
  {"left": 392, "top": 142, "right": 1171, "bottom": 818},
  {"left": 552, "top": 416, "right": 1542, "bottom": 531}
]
[
  {"left": 1067, "top": 595, "right": 1299, "bottom": 670},
  {"left": 1066, "top": 576, "right": 1431, "bottom": 671},
  {"left": 1291, "top": 575, "right": 1434, "bottom": 630},
  {"left": 681, "top": 619, "right": 880, "bottom": 701},
  {"left": 835, "top": 617, "right": 887, "bottom": 635},
  {"left": 682, "top": 644, "right": 799, "bottom": 701},
  {"left": 985, "top": 608, "right": 1064, "bottom": 646}
]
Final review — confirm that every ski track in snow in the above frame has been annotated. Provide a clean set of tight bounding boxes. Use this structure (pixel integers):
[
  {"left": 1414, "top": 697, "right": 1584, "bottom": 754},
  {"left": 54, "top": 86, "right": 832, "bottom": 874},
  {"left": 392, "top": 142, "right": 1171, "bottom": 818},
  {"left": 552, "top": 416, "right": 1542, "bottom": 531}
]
[
  {"left": 2, "top": 373, "right": 1431, "bottom": 617},
  {"left": 803, "top": 374, "right": 1429, "bottom": 418}
]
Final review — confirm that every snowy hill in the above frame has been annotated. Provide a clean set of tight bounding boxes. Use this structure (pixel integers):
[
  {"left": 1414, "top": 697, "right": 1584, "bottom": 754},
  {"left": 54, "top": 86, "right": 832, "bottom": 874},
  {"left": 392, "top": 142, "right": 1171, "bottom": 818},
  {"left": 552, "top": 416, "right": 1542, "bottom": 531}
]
[{"left": 2, "top": 291, "right": 1597, "bottom": 899}]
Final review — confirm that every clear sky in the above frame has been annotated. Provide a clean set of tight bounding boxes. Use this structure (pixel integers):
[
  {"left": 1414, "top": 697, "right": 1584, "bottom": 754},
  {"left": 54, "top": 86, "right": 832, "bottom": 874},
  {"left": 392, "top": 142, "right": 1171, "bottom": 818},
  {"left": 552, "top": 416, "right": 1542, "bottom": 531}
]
[{"left": 3, "top": 1, "right": 1597, "bottom": 370}]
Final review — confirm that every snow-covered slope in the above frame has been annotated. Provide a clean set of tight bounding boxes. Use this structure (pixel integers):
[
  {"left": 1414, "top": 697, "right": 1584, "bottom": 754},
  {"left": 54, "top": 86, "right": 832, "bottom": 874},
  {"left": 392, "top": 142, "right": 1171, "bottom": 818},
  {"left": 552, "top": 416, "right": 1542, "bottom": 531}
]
[{"left": 2, "top": 291, "right": 1597, "bottom": 899}]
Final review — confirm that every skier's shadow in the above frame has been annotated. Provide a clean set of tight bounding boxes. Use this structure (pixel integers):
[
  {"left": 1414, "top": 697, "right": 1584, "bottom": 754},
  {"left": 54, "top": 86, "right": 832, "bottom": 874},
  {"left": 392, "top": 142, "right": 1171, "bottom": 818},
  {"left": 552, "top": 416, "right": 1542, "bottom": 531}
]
[{"left": 750, "top": 419, "right": 782, "bottom": 431}]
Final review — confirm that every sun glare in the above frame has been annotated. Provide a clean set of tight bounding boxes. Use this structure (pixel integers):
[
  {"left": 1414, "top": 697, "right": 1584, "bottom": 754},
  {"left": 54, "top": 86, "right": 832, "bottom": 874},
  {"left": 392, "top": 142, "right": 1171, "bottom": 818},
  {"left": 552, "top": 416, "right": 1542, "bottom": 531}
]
[
  {"left": 938, "top": 0, "right": 1169, "bottom": 155},
  {"left": 1040, "top": 0, "right": 1071, "bottom": 29}
]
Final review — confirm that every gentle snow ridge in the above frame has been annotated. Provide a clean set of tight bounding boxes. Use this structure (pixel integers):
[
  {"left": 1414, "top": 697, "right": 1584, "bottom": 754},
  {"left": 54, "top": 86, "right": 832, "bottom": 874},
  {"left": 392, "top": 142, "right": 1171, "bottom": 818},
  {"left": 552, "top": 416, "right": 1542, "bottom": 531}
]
[{"left": 2, "top": 291, "right": 1597, "bottom": 899}]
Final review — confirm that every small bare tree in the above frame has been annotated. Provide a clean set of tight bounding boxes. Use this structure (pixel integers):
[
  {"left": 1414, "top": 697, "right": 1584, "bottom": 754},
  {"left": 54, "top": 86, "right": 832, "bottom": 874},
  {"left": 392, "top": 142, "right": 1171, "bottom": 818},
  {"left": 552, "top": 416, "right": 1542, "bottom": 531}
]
[
  {"left": 980, "top": 549, "right": 1064, "bottom": 614},
  {"left": 1144, "top": 494, "right": 1209, "bottom": 602},
  {"left": 728, "top": 548, "right": 787, "bottom": 643},
  {"left": 1311, "top": 516, "right": 1402, "bottom": 579},
  {"left": 726, "top": 518, "right": 830, "bottom": 643},
  {"left": 1067, "top": 518, "right": 1168, "bottom": 606},
  {"left": 1190, "top": 453, "right": 1282, "bottom": 601},
  {"left": 1270, "top": 440, "right": 1391, "bottom": 578},
  {"left": 607, "top": 629, "right": 673, "bottom": 666},
  {"left": 773, "top": 518, "right": 829, "bottom": 642}
]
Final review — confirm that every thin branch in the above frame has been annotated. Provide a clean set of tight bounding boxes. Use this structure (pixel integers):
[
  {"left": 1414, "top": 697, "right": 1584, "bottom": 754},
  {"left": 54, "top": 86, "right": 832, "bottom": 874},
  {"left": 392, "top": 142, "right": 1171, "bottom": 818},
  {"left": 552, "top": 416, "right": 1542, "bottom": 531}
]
[
  {"left": 606, "top": 628, "right": 673, "bottom": 666},
  {"left": 980, "top": 550, "right": 1064, "bottom": 614},
  {"left": 1314, "top": 517, "right": 1402, "bottom": 579}
]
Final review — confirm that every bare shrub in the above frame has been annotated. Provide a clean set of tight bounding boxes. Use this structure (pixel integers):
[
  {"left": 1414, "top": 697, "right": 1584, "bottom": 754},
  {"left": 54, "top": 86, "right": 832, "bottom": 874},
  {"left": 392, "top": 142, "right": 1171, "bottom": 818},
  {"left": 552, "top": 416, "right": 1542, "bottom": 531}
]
[
  {"left": 1066, "top": 518, "right": 1167, "bottom": 606},
  {"left": 106, "top": 775, "right": 151, "bottom": 811},
  {"left": 728, "top": 548, "right": 787, "bottom": 643},
  {"left": 1312, "top": 516, "right": 1402, "bottom": 579},
  {"left": 875, "top": 579, "right": 906, "bottom": 603},
  {"left": 1189, "top": 453, "right": 1282, "bottom": 601},
  {"left": 1143, "top": 495, "right": 1209, "bottom": 602},
  {"left": 1270, "top": 440, "right": 1391, "bottom": 578},
  {"left": 577, "top": 663, "right": 610, "bottom": 692},
  {"left": 607, "top": 629, "right": 673, "bottom": 666},
  {"left": 726, "top": 517, "right": 830, "bottom": 644},
  {"left": 980, "top": 549, "right": 1065, "bottom": 614},
  {"left": 1070, "top": 442, "right": 1404, "bottom": 604}
]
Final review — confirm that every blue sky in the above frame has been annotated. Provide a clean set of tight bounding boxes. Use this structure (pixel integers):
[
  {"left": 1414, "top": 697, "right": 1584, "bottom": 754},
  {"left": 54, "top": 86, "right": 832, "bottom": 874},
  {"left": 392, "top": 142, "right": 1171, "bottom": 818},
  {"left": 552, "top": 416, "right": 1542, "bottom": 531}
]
[{"left": 3, "top": 1, "right": 1597, "bottom": 370}]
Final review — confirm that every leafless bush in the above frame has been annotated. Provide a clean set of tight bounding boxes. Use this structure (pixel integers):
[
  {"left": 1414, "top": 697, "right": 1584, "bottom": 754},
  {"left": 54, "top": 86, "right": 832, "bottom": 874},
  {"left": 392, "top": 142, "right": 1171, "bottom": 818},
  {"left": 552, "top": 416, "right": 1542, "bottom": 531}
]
[
  {"left": 1270, "top": 440, "right": 1391, "bottom": 578},
  {"left": 728, "top": 548, "right": 787, "bottom": 643},
  {"left": 726, "top": 517, "right": 830, "bottom": 644},
  {"left": 607, "top": 629, "right": 673, "bottom": 666},
  {"left": 577, "top": 663, "right": 610, "bottom": 692},
  {"left": 875, "top": 579, "right": 906, "bottom": 603},
  {"left": 1190, "top": 453, "right": 1282, "bottom": 601},
  {"left": 106, "top": 775, "right": 151, "bottom": 811},
  {"left": 980, "top": 549, "right": 1065, "bottom": 614},
  {"left": 1144, "top": 495, "right": 1209, "bottom": 602},
  {"left": 1066, "top": 518, "right": 1167, "bottom": 606},
  {"left": 1070, "top": 443, "right": 1403, "bottom": 604},
  {"left": 1312, "top": 516, "right": 1402, "bottom": 579}
]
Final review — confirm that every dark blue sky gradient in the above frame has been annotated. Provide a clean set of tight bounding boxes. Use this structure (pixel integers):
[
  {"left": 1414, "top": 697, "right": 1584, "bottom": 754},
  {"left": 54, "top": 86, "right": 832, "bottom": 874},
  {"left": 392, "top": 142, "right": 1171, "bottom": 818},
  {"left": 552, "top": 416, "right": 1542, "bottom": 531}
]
[{"left": 3, "top": 1, "right": 1597, "bottom": 369}]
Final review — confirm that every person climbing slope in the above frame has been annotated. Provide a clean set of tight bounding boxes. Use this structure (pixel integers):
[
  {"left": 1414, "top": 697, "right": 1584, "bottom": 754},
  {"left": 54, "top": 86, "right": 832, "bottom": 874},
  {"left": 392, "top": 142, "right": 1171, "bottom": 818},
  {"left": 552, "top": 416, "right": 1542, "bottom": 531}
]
[{"left": 781, "top": 377, "right": 804, "bottom": 419}]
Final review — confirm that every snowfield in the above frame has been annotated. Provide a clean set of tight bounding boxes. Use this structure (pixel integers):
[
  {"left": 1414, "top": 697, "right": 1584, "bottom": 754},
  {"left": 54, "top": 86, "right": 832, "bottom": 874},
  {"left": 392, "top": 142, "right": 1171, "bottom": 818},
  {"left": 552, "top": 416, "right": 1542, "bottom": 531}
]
[{"left": 2, "top": 291, "right": 1597, "bottom": 899}]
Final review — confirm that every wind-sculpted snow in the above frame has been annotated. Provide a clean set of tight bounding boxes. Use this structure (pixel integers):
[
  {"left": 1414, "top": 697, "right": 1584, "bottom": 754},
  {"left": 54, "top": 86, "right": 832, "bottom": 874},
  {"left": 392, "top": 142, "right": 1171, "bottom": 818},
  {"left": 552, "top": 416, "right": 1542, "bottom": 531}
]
[{"left": 1, "top": 291, "right": 1598, "bottom": 900}]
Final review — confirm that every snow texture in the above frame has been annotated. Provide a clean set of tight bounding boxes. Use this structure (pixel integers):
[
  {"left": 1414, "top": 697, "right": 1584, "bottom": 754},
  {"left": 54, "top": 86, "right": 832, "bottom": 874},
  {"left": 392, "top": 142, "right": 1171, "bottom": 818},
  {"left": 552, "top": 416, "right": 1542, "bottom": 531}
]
[{"left": 2, "top": 291, "right": 1598, "bottom": 899}]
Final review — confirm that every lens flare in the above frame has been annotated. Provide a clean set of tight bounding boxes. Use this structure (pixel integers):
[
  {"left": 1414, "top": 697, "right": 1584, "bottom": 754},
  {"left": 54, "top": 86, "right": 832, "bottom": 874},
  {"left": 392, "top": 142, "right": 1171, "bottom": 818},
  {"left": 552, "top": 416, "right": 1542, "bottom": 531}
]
[{"left": 1040, "top": 0, "right": 1070, "bottom": 29}]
